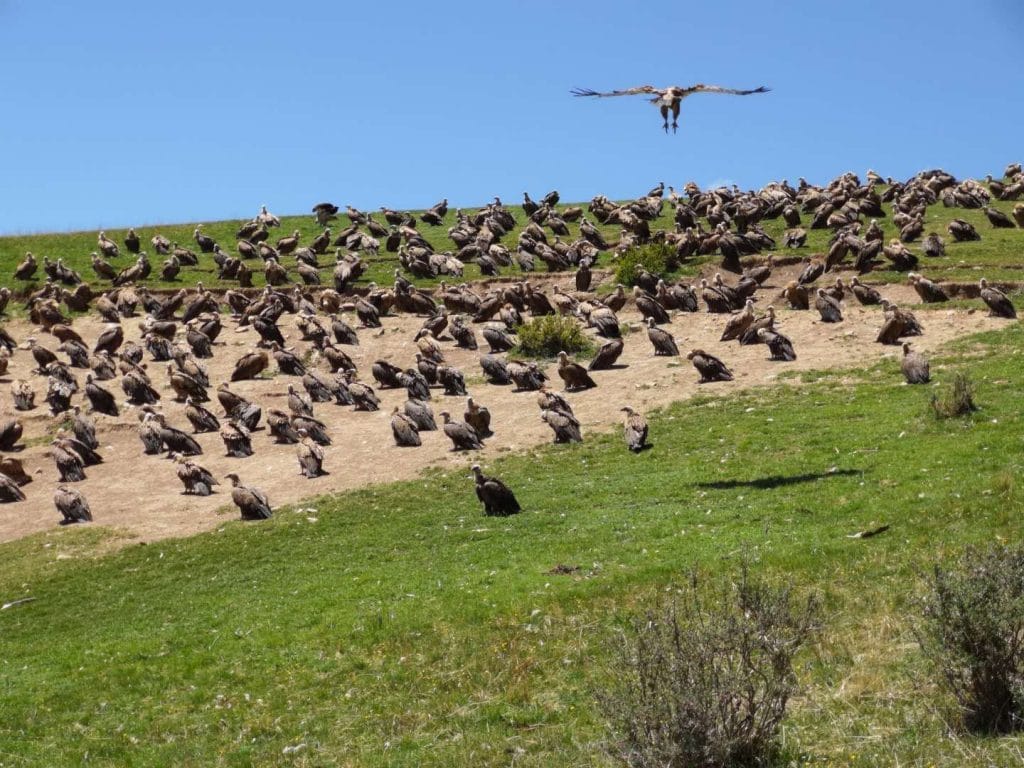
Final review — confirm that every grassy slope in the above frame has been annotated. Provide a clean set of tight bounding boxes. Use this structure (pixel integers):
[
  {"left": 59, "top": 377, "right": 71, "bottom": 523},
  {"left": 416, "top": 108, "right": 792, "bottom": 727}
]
[
  {"left": 1, "top": 324, "right": 1023, "bottom": 766},
  {"left": 0, "top": 185, "right": 1021, "bottom": 297}
]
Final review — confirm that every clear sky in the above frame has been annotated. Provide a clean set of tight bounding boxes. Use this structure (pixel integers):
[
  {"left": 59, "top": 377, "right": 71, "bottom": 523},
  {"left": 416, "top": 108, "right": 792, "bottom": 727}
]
[{"left": 1, "top": 0, "right": 1021, "bottom": 234}]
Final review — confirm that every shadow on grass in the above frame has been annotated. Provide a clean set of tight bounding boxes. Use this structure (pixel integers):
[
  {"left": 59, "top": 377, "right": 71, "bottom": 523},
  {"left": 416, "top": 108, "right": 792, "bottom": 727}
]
[{"left": 695, "top": 468, "right": 861, "bottom": 490}]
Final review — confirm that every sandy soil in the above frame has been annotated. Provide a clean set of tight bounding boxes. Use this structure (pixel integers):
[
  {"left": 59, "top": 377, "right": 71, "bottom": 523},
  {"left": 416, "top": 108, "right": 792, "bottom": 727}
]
[{"left": 0, "top": 268, "right": 1008, "bottom": 546}]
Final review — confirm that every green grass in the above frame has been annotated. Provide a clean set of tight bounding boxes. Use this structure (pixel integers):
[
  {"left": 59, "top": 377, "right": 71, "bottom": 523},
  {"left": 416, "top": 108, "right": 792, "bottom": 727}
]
[
  {"left": 1, "top": 325, "right": 1024, "bottom": 765},
  {"left": 1, "top": 184, "right": 1020, "bottom": 299}
]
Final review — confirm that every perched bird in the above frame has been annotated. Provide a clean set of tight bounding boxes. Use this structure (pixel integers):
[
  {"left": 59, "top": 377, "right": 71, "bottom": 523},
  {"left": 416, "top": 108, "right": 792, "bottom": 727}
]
[
  {"left": 978, "top": 278, "right": 1016, "bottom": 318},
  {"left": 464, "top": 397, "right": 492, "bottom": 438},
  {"left": 908, "top": 273, "right": 948, "bottom": 303},
  {"left": 557, "top": 351, "right": 597, "bottom": 390},
  {"left": 589, "top": 338, "right": 624, "bottom": 371},
  {"left": 541, "top": 408, "right": 582, "bottom": 443},
  {"left": 571, "top": 82, "right": 770, "bottom": 133},
  {"left": 620, "top": 406, "right": 649, "bottom": 452},
  {"left": 471, "top": 464, "right": 521, "bottom": 517},
  {"left": 54, "top": 486, "right": 92, "bottom": 525},
  {"left": 814, "top": 289, "right": 843, "bottom": 322},
  {"left": 646, "top": 318, "right": 679, "bottom": 356},
  {"left": 173, "top": 454, "right": 219, "bottom": 496},
  {"left": 758, "top": 328, "right": 796, "bottom": 361},
  {"left": 441, "top": 411, "right": 484, "bottom": 451},
  {"left": 225, "top": 474, "right": 272, "bottom": 520},
  {"left": 687, "top": 349, "right": 734, "bottom": 383},
  {"left": 296, "top": 429, "right": 326, "bottom": 477},
  {"left": 390, "top": 407, "right": 422, "bottom": 447},
  {"left": 901, "top": 343, "right": 930, "bottom": 384}
]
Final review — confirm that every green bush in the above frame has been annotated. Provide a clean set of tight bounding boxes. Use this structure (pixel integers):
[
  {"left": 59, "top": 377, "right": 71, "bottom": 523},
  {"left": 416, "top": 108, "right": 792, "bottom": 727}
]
[
  {"left": 614, "top": 243, "right": 676, "bottom": 287},
  {"left": 931, "top": 372, "right": 978, "bottom": 419},
  {"left": 514, "top": 315, "right": 593, "bottom": 359},
  {"left": 915, "top": 544, "right": 1024, "bottom": 733},
  {"left": 601, "top": 567, "right": 821, "bottom": 768}
]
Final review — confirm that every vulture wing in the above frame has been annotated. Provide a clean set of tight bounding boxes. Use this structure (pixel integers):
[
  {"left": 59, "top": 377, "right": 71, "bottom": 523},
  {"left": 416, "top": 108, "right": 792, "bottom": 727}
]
[
  {"left": 678, "top": 84, "right": 770, "bottom": 97},
  {"left": 570, "top": 85, "right": 658, "bottom": 98}
]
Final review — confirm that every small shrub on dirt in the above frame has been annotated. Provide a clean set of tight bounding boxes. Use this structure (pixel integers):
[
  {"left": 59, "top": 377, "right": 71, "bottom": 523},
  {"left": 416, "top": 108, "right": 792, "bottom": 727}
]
[
  {"left": 514, "top": 315, "right": 593, "bottom": 359},
  {"left": 601, "top": 566, "right": 821, "bottom": 768},
  {"left": 915, "top": 544, "right": 1024, "bottom": 734},
  {"left": 614, "top": 243, "right": 676, "bottom": 287},
  {"left": 930, "top": 372, "right": 978, "bottom": 419}
]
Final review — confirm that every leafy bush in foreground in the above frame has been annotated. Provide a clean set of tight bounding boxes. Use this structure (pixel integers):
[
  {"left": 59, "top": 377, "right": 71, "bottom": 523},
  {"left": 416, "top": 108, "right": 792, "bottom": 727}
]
[
  {"left": 916, "top": 544, "right": 1024, "bottom": 733},
  {"left": 514, "top": 314, "right": 592, "bottom": 358},
  {"left": 602, "top": 567, "right": 821, "bottom": 768}
]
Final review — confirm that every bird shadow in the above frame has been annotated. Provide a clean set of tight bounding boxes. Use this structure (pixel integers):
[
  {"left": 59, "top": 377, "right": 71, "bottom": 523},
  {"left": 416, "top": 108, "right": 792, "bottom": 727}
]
[{"left": 695, "top": 468, "right": 860, "bottom": 490}]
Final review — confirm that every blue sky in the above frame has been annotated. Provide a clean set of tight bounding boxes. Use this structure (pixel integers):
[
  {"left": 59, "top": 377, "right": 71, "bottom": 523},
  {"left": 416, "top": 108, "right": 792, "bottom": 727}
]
[{"left": 1, "top": 0, "right": 1022, "bottom": 234}]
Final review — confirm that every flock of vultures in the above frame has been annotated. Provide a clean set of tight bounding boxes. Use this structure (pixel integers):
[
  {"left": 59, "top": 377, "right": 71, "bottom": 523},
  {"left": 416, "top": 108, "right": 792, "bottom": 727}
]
[{"left": 1, "top": 164, "right": 1022, "bottom": 525}]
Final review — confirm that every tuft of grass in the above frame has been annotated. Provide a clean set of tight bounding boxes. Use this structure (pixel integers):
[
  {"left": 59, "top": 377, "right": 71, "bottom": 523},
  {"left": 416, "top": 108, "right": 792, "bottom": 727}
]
[
  {"left": 931, "top": 372, "right": 978, "bottom": 419},
  {"left": 512, "top": 314, "right": 594, "bottom": 359}
]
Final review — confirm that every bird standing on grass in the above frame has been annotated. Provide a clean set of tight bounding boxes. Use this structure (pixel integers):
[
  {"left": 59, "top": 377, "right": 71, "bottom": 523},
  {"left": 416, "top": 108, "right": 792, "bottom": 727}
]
[
  {"left": 471, "top": 464, "right": 520, "bottom": 517},
  {"left": 571, "top": 82, "right": 770, "bottom": 133}
]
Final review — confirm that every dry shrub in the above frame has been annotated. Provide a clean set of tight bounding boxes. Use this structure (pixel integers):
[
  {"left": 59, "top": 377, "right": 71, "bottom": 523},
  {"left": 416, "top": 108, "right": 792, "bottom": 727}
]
[
  {"left": 930, "top": 372, "right": 978, "bottom": 419},
  {"left": 602, "top": 567, "right": 821, "bottom": 767},
  {"left": 916, "top": 544, "right": 1024, "bottom": 733}
]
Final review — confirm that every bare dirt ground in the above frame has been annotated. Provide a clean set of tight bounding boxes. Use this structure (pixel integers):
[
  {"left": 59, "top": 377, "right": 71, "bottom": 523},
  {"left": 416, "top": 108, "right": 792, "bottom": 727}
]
[{"left": 0, "top": 267, "right": 1009, "bottom": 546}]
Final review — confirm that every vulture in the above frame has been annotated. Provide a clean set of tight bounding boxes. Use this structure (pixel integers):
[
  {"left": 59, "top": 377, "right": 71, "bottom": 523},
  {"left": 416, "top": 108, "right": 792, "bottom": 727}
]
[
  {"left": 438, "top": 365, "right": 468, "bottom": 396},
  {"left": 268, "top": 409, "right": 301, "bottom": 444},
  {"left": 70, "top": 407, "right": 98, "bottom": 449},
  {"left": 633, "top": 286, "right": 670, "bottom": 324},
  {"left": 372, "top": 359, "right": 404, "bottom": 389},
  {"left": 814, "top": 289, "right": 843, "bottom": 322},
  {"left": 173, "top": 454, "right": 219, "bottom": 496},
  {"left": 0, "top": 420, "right": 23, "bottom": 450},
  {"left": 225, "top": 474, "right": 272, "bottom": 520},
  {"left": 646, "top": 318, "right": 679, "bottom": 356},
  {"left": 0, "top": 456, "right": 31, "bottom": 487},
  {"left": 391, "top": 407, "right": 422, "bottom": 447},
  {"left": 876, "top": 301, "right": 923, "bottom": 344},
  {"left": 11, "top": 380, "right": 35, "bottom": 411},
  {"left": 85, "top": 374, "right": 118, "bottom": 416},
  {"left": 947, "top": 218, "right": 981, "bottom": 242},
  {"left": 122, "top": 369, "right": 160, "bottom": 405},
  {"left": 331, "top": 315, "right": 360, "bottom": 346},
  {"left": 97, "top": 230, "right": 119, "bottom": 258},
  {"left": 403, "top": 398, "right": 437, "bottom": 431},
  {"left": 922, "top": 232, "right": 946, "bottom": 258},
  {"left": 571, "top": 82, "right": 770, "bottom": 133},
  {"left": 541, "top": 408, "right": 582, "bottom": 443},
  {"left": 984, "top": 206, "right": 1015, "bottom": 228},
  {"left": 0, "top": 473, "right": 26, "bottom": 503},
  {"left": 464, "top": 397, "right": 492, "bottom": 438},
  {"left": 507, "top": 359, "right": 547, "bottom": 391},
  {"left": 155, "top": 414, "right": 203, "bottom": 456},
  {"left": 621, "top": 406, "right": 649, "bottom": 452},
  {"left": 481, "top": 326, "right": 516, "bottom": 353},
  {"left": 782, "top": 281, "right": 810, "bottom": 310},
  {"left": 479, "top": 354, "right": 512, "bottom": 385},
  {"left": 344, "top": 372, "right": 380, "bottom": 411},
  {"left": 401, "top": 369, "right": 432, "bottom": 401},
  {"left": 901, "top": 343, "right": 930, "bottom": 384},
  {"left": 589, "top": 338, "right": 624, "bottom": 371},
  {"left": 797, "top": 257, "right": 825, "bottom": 286},
  {"left": 220, "top": 421, "right": 254, "bottom": 458},
  {"left": 14, "top": 252, "right": 38, "bottom": 281},
  {"left": 850, "top": 277, "right": 882, "bottom": 305},
  {"left": 687, "top": 349, "right": 734, "bottom": 383},
  {"left": 94, "top": 323, "right": 125, "bottom": 355},
  {"left": 286, "top": 384, "right": 313, "bottom": 417},
  {"left": 292, "top": 414, "right": 331, "bottom": 446},
  {"left": 139, "top": 412, "right": 164, "bottom": 455},
  {"left": 557, "top": 351, "right": 597, "bottom": 390},
  {"left": 184, "top": 397, "right": 220, "bottom": 433},
  {"left": 51, "top": 440, "right": 86, "bottom": 482},
  {"left": 738, "top": 306, "right": 776, "bottom": 346},
  {"left": 450, "top": 316, "right": 478, "bottom": 350},
  {"left": 537, "top": 386, "right": 574, "bottom": 417},
  {"left": 758, "top": 328, "right": 797, "bottom": 361},
  {"left": 979, "top": 278, "right": 1016, "bottom": 318},
  {"left": 441, "top": 411, "right": 484, "bottom": 451},
  {"left": 54, "top": 486, "right": 92, "bottom": 525},
  {"left": 231, "top": 349, "right": 269, "bottom": 381},
  {"left": 700, "top": 278, "right": 732, "bottom": 313},
  {"left": 720, "top": 300, "right": 755, "bottom": 342},
  {"left": 167, "top": 363, "right": 208, "bottom": 402},
  {"left": 472, "top": 464, "right": 520, "bottom": 517},
  {"left": 908, "top": 273, "right": 948, "bottom": 303},
  {"left": 296, "top": 430, "right": 326, "bottom": 477}
]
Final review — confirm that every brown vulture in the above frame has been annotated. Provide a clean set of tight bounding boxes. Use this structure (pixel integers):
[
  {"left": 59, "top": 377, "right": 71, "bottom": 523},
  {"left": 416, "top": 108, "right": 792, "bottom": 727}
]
[
  {"left": 621, "top": 406, "right": 649, "bottom": 452},
  {"left": 225, "top": 474, "right": 272, "bottom": 520},
  {"left": 472, "top": 464, "right": 521, "bottom": 517},
  {"left": 901, "top": 343, "right": 930, "bottom": 384},
  {"left": 687, "top": 349, "right": 733, "bottom": 383},
  {"left": 557, "top": 351, "right": 597, "bottom": 391},
  {"left": 54, "top": 486, "right": 92, "bottom": 525},
  {"left": 979, "top": 278, "right": 1016, "bottom": 318}
]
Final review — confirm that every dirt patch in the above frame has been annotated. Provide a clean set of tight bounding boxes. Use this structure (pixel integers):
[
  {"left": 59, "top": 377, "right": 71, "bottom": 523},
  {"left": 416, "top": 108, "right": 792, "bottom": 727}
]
[{"left": 0, "top": 269, "right": 1010, "bottom": 546}]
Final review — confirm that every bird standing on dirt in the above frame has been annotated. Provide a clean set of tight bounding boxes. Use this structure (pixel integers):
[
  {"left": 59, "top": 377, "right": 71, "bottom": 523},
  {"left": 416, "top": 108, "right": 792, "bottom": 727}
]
[{"left": 571, "top": 82, "right": 770, "bottom": 133}]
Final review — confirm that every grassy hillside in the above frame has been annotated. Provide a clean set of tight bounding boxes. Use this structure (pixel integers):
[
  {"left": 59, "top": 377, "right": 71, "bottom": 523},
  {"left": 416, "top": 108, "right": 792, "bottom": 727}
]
[
  {"left": 0, "top": 186, "right": 1021, "bottom": 297},
  {"left": 1, "top": 324, "right": 1022, "bottom": 766}
]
